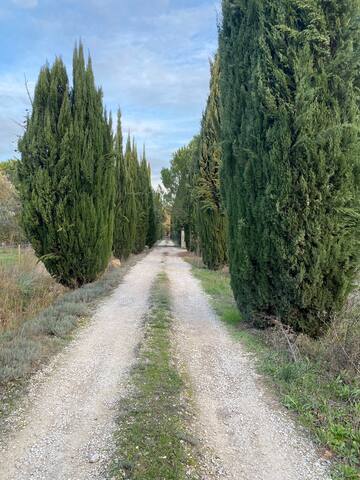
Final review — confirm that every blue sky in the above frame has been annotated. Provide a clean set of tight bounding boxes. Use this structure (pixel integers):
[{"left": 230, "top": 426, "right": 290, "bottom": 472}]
[{"left": 0, "top": 0, "right": 220, "bottom": 185}]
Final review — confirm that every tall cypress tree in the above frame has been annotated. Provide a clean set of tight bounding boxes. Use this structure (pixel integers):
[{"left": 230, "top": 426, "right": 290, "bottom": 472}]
[
  {"left": 146, "top": 164, "right": 157, "bottom": 247},
  {"left": 289, "top": 0, "right": 360, "bottom": 333},
  {"left": 220, "top": 0, "right": 360, "bottom": 335},
  {"left": 132, "top": 141, "right": 142, "bottom": 253},
  {"left": 196, "top": 55, "right": 227, "bottom": 270},
  {"left": 18, "top": 43, "right": 115, "bottom": 287},
  {"left": 133, "top": 146, "right": 150, "bottom": 252},
  {"left": 113, "top": 111, "right": 137, "bottom": 259}
]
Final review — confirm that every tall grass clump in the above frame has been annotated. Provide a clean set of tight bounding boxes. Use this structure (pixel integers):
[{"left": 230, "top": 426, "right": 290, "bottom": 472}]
[{"left": 0, "top": 249, "right": 65, "bottom": 331}]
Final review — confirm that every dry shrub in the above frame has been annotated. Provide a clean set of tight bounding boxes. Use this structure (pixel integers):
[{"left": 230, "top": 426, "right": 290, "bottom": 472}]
[
  {"left": 259, "top": 290, "right": 359, "bottom": 379},
  {"left": 0, "top": 249, "right": 66, "bottom": 331},
  {"left": 295, "top": 290, "right": 360, "bottom": 378},
  {"left": 320, "top": 293, "right": 360, "bottom": 377}
]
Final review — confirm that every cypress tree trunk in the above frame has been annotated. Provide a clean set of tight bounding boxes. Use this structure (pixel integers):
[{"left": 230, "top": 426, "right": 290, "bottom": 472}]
[
  {"left": 196, "top": 55, "right": 227, "bottom": 270},
  {"left": 19, "top": 43, "right": 115, "bottom": 287}
]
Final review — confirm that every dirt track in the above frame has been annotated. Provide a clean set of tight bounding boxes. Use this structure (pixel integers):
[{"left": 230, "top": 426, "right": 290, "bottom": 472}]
[{"left": 0, "top": 243, "right": 330, "bottom": 480}]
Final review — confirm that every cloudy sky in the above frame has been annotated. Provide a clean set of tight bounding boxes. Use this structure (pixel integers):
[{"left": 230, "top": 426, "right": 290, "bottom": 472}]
[{"left": 0, "top": 0, "right": 220, "bottom": 185}]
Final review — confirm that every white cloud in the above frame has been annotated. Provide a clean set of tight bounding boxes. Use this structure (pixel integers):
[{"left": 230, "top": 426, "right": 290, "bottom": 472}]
[
  {"left": 12, "top": 0, "right": 38, "bottom": 8},
  {"left": 0, "top": 0, "right": 220, "bottom": 183}
]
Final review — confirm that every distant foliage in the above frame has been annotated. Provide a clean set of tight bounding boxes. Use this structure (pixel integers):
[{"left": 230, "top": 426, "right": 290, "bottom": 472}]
[
  {"left": 196, "top": 55, "right": 227, "bottom": 270},
  {"left": 18, "top": 43, "right": 115, "bottom": 287},
  {"left": 0, "top": 159, "right": 19, "bottom": 185},
  {"left": 219, "top": 0, "right": 360, "bottom": 336}
]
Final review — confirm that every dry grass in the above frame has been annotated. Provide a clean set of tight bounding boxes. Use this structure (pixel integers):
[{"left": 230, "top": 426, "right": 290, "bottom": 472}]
[{"left": 0, "top": 249, "right": 66, "bottom": 331}]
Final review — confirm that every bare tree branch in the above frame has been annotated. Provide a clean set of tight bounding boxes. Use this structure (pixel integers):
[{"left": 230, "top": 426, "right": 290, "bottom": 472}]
[
  {"left": 11, "top": 119, "right": 26, "bottom": 131},
  {"left": 24, "top": 74, "right": 33, "bottom": 107}
]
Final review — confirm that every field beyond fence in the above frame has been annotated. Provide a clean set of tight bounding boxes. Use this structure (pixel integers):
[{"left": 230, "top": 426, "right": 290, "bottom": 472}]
[{"left": 0, "top": 244, "right": 32, "bottom": 266}]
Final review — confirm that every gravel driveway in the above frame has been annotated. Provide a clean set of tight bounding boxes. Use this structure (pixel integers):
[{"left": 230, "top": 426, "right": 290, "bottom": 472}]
[
  {"left": 165, "top": 248, "right": 331, "bottom": 480},
  {"left": 0, "top": 244, "right": 331, "bottom": 480}
]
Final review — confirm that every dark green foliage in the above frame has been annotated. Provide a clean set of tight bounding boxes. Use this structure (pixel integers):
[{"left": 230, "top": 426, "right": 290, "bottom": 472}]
[
  {"left": 219, "top": 0, "right": 360, "bottom": 335},
  {"left": 133, "top": 147, "right": 149, "bottom": 252},
  {"left": 113, "top": 112, "right": 137, "bottom": 259},
  {"left": 18, "top": 43, "right": 115, "bottom": 287},
  {"left": 146, "top": 170, "right": 158, "bottom": 248},
  {"left": 196, "top": 55, "right": 227, "bottom": 270}
]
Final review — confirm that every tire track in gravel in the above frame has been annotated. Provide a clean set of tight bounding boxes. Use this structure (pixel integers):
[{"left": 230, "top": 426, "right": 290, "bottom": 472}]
[
  {"left": 165, "top": 248, "right": 331, "bottom": 480},
  {"left": 0, "top": 248, "right": 165, "bottom": 480}
]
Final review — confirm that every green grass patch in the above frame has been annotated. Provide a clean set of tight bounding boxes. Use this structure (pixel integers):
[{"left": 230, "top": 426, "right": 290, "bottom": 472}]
[
  {"left": 0, "top": 248, "right": 18, "bottom": 265},
  {"left": 108, "top": 273, "right": 199, "bottom": 480},
  {"left": 186, "top": 258, "right": 360, "bottom": 480}
]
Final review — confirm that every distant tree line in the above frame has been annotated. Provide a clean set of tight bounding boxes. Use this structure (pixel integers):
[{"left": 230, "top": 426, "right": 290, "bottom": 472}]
[
  {"left": 163, "top": 0, "right": 360, "bottom": 337},
  {"left": 17, "top": 42, "right": 163, "bottom": 288}
]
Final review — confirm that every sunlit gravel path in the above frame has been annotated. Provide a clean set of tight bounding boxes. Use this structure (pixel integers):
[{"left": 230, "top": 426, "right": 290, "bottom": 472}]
[{"left": 0, "top": 243, "right": 331, "bottom": 480}]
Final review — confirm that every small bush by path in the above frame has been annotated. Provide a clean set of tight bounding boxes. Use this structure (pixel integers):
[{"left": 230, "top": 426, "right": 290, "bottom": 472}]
[
  {"left": 185, "top": 257, "right": 360, "bottom": 480},
  {"left": 108, "top": 272, "right": 201, "bottom": 480}
]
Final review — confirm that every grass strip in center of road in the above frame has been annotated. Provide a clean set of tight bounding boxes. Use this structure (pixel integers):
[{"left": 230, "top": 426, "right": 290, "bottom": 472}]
[{"left": 108, "top": 272, "right": 199, "bottom": 480}]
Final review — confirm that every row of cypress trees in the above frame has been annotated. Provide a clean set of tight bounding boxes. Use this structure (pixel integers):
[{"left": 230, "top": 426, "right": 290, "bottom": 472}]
[
  {"left": 167, "top": 0, "right": 360, "bottom": 337},
  {"left": 19, "top": 43, "right": 161, "bottom": 288},
  {"left": 113, "top": 111, "right": 158, "bottom": 259}
]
